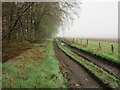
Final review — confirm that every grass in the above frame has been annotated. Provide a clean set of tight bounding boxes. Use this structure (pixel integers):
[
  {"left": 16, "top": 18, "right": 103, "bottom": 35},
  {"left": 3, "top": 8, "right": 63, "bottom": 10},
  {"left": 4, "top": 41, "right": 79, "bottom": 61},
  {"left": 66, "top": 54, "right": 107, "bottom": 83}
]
[
  {"left": 64, "top": 38, "right": 119, "bottom": 58},
  {"left": 56, "top": 39, "right": 120, "bottom": 88},
  {"left": 61, "top": 39, "right": 120, "bottom": 66},
  {"left": 77, "top": 39, "right": 119, "bottom": 58},
  {"left": 2, "top": 39, "right": 67, "bottom": 88}
]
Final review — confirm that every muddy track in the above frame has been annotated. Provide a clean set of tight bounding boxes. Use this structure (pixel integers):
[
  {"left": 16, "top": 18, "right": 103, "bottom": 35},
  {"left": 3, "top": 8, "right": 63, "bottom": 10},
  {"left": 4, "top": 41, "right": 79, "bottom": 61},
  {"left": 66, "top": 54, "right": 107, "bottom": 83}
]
[
  {"left": 53, "top": 41, "right": 106, "bottom": 89},
  {"left": 63, "top": 42, "right": 120, "bottom": 80}
]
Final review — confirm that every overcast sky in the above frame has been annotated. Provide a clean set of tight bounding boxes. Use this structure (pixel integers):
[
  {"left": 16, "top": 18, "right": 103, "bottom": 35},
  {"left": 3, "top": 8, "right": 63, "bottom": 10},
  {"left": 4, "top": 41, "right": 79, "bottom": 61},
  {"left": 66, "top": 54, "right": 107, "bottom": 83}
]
[{"left": 58, "top": 0, "right": 118, "bottom": 38}]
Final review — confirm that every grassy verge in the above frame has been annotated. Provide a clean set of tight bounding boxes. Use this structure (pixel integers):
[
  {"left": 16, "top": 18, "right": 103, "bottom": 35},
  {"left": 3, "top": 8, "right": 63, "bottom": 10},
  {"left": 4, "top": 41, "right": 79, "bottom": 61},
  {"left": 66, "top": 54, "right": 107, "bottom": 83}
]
[
  {"left": 56, "top": 39, "right": 120, "bottom": 88},
  {"left": 61, "top": 39, "right": 120, "bottom": 66},
  {"left": 2, "top": 40, "right": 32, "bottom": 62},
  {"left": 3, "top": 39, "right": 67, "bottom": 88}
]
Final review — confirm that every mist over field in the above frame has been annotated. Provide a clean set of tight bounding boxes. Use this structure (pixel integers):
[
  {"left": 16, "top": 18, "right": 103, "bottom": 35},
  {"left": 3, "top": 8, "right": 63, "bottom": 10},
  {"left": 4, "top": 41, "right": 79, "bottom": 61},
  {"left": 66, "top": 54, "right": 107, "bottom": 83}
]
[{"left": 57, "top": 1, "right": 118, "bottom": 39}]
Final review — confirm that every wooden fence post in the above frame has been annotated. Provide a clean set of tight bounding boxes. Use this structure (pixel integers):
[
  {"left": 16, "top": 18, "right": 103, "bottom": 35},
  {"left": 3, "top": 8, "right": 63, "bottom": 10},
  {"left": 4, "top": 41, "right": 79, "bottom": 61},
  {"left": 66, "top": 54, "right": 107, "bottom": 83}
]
[
  {"left": 111, "top": 45, "right": 114, "bottom": 53},
  {"left": 87, "top": 39, "right": 88, "bottom": 46},
  {"left": 99, "top": 42, "right": 101, "bottom": 49}
]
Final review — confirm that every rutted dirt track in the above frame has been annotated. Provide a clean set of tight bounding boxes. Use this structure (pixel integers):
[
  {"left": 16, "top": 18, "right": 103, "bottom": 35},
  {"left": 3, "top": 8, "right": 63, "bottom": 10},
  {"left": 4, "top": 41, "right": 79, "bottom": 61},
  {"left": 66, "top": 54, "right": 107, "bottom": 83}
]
[
  {"left": 64, "top": 44, "right": 120, "bottom": 80},
  {"left": 53, "top": 41, "right": 105, "bottom": 89}
]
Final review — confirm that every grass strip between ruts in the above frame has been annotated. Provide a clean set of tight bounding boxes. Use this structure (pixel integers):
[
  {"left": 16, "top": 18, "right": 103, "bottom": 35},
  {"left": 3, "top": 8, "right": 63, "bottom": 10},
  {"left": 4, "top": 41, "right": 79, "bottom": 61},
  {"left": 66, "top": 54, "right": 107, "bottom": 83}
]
[{"left": 56, "top": 39, "right": 120, "bottom": 88}]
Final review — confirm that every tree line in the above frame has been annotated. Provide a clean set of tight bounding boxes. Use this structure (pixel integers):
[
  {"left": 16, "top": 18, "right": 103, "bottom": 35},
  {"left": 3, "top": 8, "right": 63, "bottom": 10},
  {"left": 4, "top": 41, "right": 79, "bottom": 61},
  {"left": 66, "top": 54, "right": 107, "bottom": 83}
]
[{"left": 2, "top": 2, "right": 80, "bottom": 42}]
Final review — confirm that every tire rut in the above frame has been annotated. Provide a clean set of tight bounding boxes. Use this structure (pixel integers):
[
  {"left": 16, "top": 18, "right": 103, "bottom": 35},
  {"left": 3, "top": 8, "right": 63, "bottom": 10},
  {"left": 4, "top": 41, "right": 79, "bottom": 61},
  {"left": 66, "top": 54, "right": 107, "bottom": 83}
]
[
  {"left": 53, "top": 41, "right": 105, "bottom": 89},
  {"left": 64, "top": 43, "right": 120, "bottom": 80}
]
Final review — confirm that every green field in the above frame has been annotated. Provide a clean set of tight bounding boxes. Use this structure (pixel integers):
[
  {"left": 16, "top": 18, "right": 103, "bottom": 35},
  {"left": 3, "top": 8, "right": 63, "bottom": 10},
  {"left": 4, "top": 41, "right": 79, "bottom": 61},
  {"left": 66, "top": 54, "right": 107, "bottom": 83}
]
[{"left": 80, "top": 39, "right": 119, "bottom": 58}]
